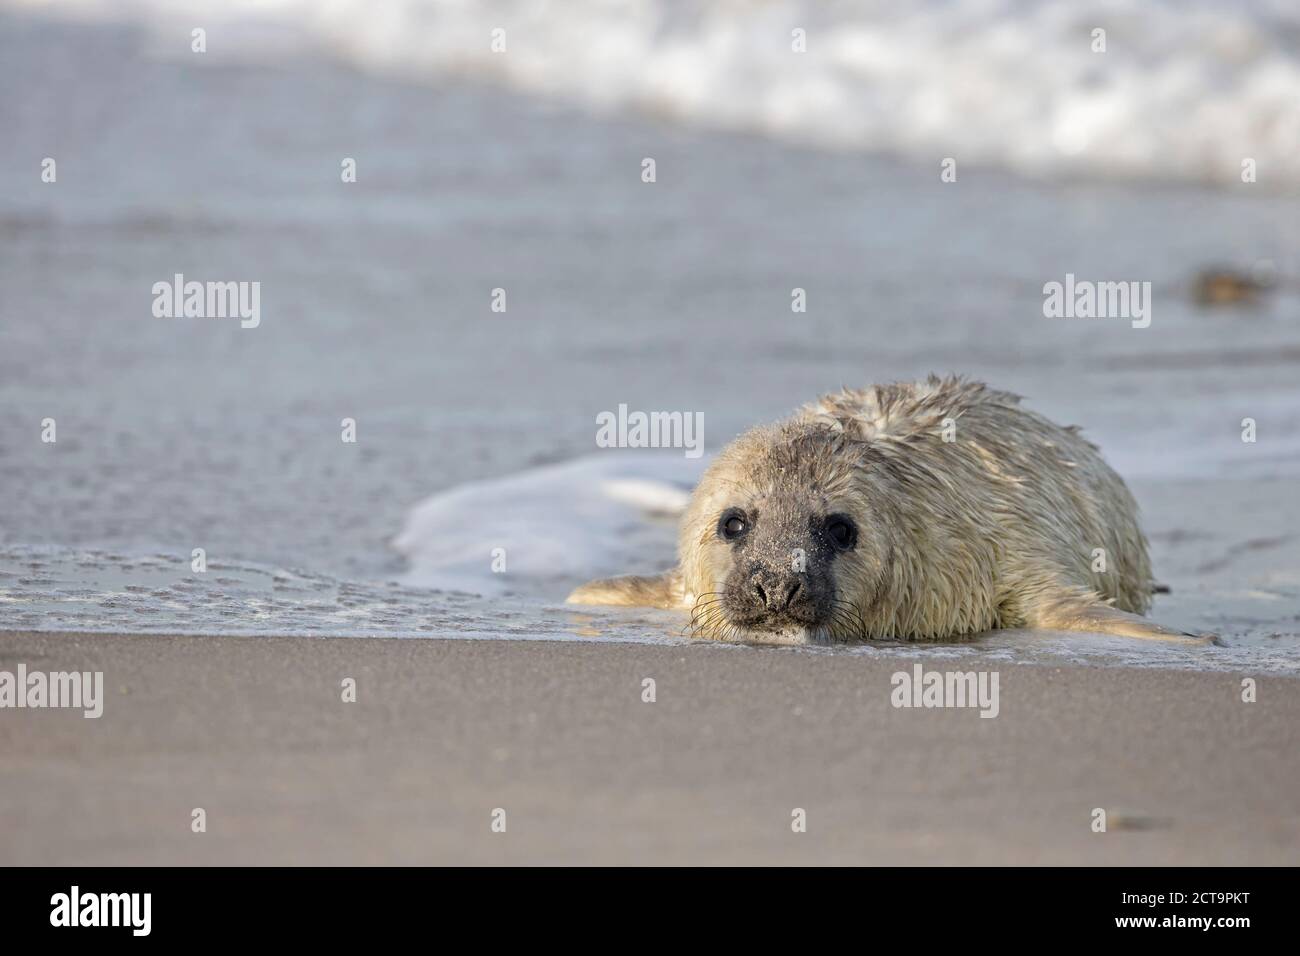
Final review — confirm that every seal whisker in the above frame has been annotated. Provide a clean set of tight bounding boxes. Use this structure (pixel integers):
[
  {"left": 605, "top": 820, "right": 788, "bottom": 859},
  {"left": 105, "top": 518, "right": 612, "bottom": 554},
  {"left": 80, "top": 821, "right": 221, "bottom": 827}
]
[
  {"left": 690, "top": 602, "right": 731, "bottom": 641},
  {"left": 689, "top": 601, "right": 722, "bottom": 622},
  {"left": 694, "top": 610, "right": 726, "bottom": 634},
  {"left": 828, "top": 607, "right": 854, "bottom": 642},
  {"left": 689, "top": 601, "right": 724, "bottom": 628},
  {"left": 827, "top": 600, "right": 862, "bottom": 641}
]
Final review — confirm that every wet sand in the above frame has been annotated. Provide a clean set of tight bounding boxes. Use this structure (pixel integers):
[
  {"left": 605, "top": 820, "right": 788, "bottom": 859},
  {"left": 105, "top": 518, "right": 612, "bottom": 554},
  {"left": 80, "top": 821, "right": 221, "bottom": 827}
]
[{"left": 1, "top": 630, "right": 1295, "bottom": 865}]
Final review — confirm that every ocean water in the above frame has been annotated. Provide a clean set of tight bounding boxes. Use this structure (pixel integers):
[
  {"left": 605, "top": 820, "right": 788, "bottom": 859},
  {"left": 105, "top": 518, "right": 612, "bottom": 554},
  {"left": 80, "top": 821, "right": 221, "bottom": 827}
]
[
  {"left": 1, "top": 3, "right": 1299, "bottom": 673},
  {"left": 15, "top": 0, "right": 1300, "bottom": 188}
]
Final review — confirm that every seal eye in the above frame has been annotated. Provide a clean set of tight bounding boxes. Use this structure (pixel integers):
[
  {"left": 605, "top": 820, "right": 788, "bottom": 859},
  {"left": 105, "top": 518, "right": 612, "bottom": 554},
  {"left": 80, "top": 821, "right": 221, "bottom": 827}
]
[
  {"left": 826, "top": 515, "right": 857, "bottom": 551},
  {"left": 718, "top": 510, "right": 748, "bottom": 541}
]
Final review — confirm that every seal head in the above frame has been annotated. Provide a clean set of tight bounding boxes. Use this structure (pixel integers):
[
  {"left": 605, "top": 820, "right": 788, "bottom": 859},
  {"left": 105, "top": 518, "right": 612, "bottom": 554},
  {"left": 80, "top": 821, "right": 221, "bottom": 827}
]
[{"left": 682, "top": 422, "right": 891, "bottom": 643}]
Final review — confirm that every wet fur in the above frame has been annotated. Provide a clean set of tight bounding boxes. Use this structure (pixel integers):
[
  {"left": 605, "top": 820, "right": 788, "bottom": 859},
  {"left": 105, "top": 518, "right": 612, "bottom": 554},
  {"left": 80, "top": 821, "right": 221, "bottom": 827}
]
[{"left": 567, "top": 376, "right": 1211, "bottom": 645}]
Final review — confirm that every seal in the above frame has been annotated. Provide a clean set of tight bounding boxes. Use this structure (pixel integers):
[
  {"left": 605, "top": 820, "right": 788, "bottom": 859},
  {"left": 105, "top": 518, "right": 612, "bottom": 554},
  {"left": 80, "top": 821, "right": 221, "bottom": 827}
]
[{"left": 567, "top": 376, "right": 1209, "bottom": 645}]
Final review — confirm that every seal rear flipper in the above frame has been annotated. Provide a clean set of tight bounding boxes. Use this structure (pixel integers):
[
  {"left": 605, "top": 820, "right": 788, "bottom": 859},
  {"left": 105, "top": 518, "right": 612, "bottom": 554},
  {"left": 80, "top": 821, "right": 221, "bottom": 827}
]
[
  {"left": 1026, "top": 589, "right": 1219, "bottom": 646},
  {"left": 566, "top": 569, "right": 683, "bottom": 608}
]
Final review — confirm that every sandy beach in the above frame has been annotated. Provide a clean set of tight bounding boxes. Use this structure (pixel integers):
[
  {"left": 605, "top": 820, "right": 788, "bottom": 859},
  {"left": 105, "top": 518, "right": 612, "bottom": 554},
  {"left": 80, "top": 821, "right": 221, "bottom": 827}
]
[{"left": 2, "top": 629, "right": 1295, "bottom": 866}]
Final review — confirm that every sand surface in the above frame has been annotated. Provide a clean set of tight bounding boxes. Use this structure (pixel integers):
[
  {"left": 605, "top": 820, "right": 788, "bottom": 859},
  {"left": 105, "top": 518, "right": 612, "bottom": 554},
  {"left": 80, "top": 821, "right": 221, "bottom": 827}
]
[{"left": 2, "top": 630, "right": 1295, "bottom": 865}]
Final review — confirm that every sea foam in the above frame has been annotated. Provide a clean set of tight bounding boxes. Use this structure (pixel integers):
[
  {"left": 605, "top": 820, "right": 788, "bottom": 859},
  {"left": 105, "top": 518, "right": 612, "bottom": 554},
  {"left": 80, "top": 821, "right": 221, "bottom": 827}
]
[
  {"left": 393, "top": 453, "right": 705, "bottom": 595},
  {"left": 14, "top": 0, "right": 1300, "bottom": 187}
]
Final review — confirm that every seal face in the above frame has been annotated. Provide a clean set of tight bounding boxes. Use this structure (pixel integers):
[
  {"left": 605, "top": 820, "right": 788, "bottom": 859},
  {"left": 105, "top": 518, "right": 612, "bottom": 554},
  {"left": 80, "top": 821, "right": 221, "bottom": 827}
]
[
  {"left": 713, "top": 500, "right": 850, "bottom": 634},
  {"left": 568, "top": 376, "right": 1212, "bottom": 646},
  {"left": 677, "top": 420, "right": 899, "bottom": 643},
  {"left": 682, "top": 424, "right": 885, "bottom": 642}
]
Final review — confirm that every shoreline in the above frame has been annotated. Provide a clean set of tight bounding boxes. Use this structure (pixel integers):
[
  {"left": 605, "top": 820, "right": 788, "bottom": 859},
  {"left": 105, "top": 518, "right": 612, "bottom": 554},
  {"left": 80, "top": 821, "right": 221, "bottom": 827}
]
[{"left": 2, "top": 629, "right": 1296, "bottom": 865}]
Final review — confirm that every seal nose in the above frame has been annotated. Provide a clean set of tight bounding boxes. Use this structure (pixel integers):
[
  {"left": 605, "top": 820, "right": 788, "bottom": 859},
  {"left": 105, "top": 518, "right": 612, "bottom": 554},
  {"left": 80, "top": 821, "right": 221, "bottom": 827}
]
[{"left": 752, "top": 572, "right": 803, "bottom": 612}]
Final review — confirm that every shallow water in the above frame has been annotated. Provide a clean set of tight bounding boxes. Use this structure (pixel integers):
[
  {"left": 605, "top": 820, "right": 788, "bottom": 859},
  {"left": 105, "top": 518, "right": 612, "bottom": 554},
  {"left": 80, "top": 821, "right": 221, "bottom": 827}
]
[
  {"left": 4, "top": 541, "right": 1297, "bottom": 674},
  {"left": 3, "top": 468, "right": 1299, "bottom": 674},
  {"left": 0, "top": 8, "right": 1298, "bottom": 673}
]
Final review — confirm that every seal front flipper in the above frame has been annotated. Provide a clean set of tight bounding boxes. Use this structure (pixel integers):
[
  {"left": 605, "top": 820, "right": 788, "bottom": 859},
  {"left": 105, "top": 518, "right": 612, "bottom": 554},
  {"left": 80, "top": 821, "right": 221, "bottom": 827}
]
[
  {"left": 567, "top": 569, "right": 683, "bottom": 609},
  {"left": 1026, "top": 588, "right": 1219, "bottom": 646}
]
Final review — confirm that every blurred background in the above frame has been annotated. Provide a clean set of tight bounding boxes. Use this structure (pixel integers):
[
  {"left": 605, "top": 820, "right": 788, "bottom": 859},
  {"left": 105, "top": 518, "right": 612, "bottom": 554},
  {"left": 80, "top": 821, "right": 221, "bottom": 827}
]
[{"left": 1, "top": 0, "right": 1298, "bottom": 666}]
